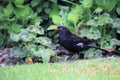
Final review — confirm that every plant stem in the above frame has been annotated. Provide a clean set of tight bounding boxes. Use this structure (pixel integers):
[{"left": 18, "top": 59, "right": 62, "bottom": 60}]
[{"left": 74, "top": 23, "right": 77, "bottom": 35}]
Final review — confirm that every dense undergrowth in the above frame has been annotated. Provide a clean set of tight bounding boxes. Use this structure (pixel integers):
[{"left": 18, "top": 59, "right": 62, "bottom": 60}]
[{"left": 0, "top": 0, "right": 120, "bottom": 63}]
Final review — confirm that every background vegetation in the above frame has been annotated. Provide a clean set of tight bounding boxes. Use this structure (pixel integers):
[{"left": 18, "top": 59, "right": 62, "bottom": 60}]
[{"left": 0, "top": 0, "right": 120, "bottom": 63}]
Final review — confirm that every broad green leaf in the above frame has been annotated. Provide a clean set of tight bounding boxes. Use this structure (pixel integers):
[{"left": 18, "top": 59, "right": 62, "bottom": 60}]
[
  {"left": 40, "top": 48, "right": 56, "bottom": 63},
  {"left": 37, "top": 5, "right": 43, "bottom": 13},
  {"left": 14, "top": 6, "right": 30, "bottom": 19},
  {"left": 68, "top": 12, "right": 79, "bottom": 23},
  {"left": 111, "top": 38, "right": 120, "bottom": 46},
  {"left": 50, "top": 0, "right": 57, "bottom": 3},
  {"left": 3, "top": 3, "right": 13, "bottom": 17},
  {"left": 72, "top": 5, "right": 83, "bottom": 14},
  {"left": 112, "top": 18, "right": 120, "bottom": 28},
  {"left": 31, "top": 0, "right": 41, "bottom": 7},
  {"left": 100, "top": 35, "right": 114, "bottom": 49},
  {"left": 87, "top": 19, "right": 98, "bottom": 27},
  {"left": 52, "top": 15, "right": 62, "bottom": 25},
  {"left": 10, "top": 33, "right": 20, "bottom": 42},
  {"left": 20, "top": 7, "right": 30, "bottom": 19},
  {"left": 80, "top": 28, "right": 101, "bottom": 40},
  {"left": 27, "top": 25, "right": 44, "bottom": 35},
  {"left": 81, "top": 0, "right": 93, "bottom": 8},
  {"left": 116, "top": 6, "right": 120, "bottom": 15},
  {"left": 19, "top": 30, "right": 35, "bottom": 42},
  {"left": 49, "top": 6, "right": 59, "bottom": 18},
  {"left": 44, "top": 8, "right": 51, "bottom": 14},
  {"left": 10, "top": 47, "right": 26, "bottom": 58},
  {"left": 95, "top": 7, "right": 103, "bottom": 13},
  {"left": 95, "top": 0, "right": 117, "bottom": 11},
  {"left": 14, "top": 0, "right": 24, "bottom": 6},
  {"left": 35, "top": 37, "right": 52, "bottom": 47},
  {"left": 8, "top": 24, "right": 22, "bottom": 34},
  {"left": 43, "top": 2, "right": 49, "bottom": 8}
]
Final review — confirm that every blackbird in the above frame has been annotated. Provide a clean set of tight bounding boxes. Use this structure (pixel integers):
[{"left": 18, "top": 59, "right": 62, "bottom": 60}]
[{"left": 47, "top": 26, "right": 109, "bottom": 54}]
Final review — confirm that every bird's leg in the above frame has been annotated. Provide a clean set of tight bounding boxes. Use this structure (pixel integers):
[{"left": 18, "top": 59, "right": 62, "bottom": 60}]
[
  {"left": 79, "top": 52, "right": 84, "bottom": 59},
  {"left": 70, "top": 53, "right": 79, "bottom": 60}
]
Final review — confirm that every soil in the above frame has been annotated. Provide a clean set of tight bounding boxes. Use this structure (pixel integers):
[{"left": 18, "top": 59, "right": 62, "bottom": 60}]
[{"left": 0, "top": 45, "right": 120, "bottom": 67}]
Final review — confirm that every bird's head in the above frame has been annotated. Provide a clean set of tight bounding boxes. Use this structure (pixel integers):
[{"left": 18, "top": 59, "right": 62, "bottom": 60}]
[{"left": 47, "top": 25, "right": 70, "bottom": 33}]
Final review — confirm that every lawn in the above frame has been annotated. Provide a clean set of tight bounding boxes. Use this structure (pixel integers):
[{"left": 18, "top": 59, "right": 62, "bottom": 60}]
[{"left": 0, "top": 58, "right": 120, "bottom": 80}]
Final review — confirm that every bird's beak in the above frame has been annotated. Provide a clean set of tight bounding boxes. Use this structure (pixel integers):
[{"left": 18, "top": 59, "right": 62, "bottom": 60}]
[{"left": 47, "top": 25, "right": 58, "bottom": 30}]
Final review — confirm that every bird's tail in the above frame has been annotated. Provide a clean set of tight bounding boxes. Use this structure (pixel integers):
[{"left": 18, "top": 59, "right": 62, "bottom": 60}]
[{"left": 87, "top": 44, "right": 109, "bottom": 53}]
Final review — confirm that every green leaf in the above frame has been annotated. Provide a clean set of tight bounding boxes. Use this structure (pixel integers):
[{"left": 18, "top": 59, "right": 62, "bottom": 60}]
[
  {"left": 72, "top": 5, "right": 83, "bottom": 14},
  {"left": 10, "top": 33, "right": 20, "bottom": 42},
  {"left": 95, "top": 7, "right": 103, "bottom": 13},
  {"left": 112, "top": 18, "right": 120, "bottom": 28},
  {"left": 14, "top": 0, "right": 24, "bottom": 6},
  {"left": 68, "top": 12, "right": 79, "bottom": 23},
  {"left": 100, "top": 35, "right": 114, "bottom": 49},
  {"left": 116, "top": 6, "right": 120, "bottom": 15},
  {"left": 95, "top": 0, "right": 117, "bottom": 11},
  {"left": 14, "top": 6, "right": 30, "bottom": 19},
  {"left": 49, "top": 6, "right": 59, "bottom": 18},
  {"left": 10, "top": 47, "right": 26, "bottom": 58},
  {"left": 19, "top": 30, "right": 35, "bottom": 42},
  {"left": 81, "top": 0, "right": 93, "bottom": 8},
  {"left": 40, "top": 48, "right": 56, "bottom": 63},
  {"left": 20, "top": 7, "right": 30, "bottom": 19},
  {"left": 8, "top": 24, "right": 22, "bottom": 34},
  {"left": 44, "top": 8, "right": 51, "bottom": 14},
  {"left": 35, "top": 37, "right": 52, "bottom": 47},
  {"left": 37, "top": 5, "right": 43, "bottom": 13},
  {"left": 43, "top": 2, "right": 49, "bottom": 8},
  {"left": 31, "top": 0, "right": 41, "bottom": 7},
  {"left": 27, "top": 25, "right": 44, "bottom": 35},
  {"left": 87, "top": 19, "right": 98, "bottom": 27},
  {"left": 80, "top": 28, "right": 101, "bottom": 40},
  {"left": 111, "top": 38, "right": 120, "bottom": 46},
  {"left": 3, "top": 3, "right": 14, "bottom": 17},
  {"left": 52, "top": 15, "right": 62, "bottom": 25}
]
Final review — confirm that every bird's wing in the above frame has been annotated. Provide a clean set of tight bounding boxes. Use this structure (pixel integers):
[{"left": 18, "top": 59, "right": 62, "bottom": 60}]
[
  {"left": 69, "top": 34, "right": 93, "bottom": 45},
  {"left": 69, "top": 34, "right": 86, "bottom": 44}
]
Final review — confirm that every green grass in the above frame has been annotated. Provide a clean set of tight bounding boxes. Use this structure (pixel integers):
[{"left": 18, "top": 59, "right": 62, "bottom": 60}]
[{"left": 0, "top": 58, "right": 120, "bottom": 80}]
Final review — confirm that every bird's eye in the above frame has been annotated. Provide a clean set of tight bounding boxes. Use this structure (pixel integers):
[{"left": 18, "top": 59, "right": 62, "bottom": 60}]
[{"left": 59, "top": 28, "right": 63, "bottom": 30}]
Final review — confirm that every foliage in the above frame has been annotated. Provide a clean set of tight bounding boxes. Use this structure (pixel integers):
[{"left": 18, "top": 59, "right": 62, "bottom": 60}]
[
  {"left": 0, "top": 0, "right": 57, "bottom": 62},
  {"left": 48, "top": 0, "right": 120, "bottom": 58},
  {"left": 0, "top": 0, "right": 120, "bottom": 61}
]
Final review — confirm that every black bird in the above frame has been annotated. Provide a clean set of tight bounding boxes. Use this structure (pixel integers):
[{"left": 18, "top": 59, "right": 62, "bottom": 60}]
[{"left": 47, "top": 26, "right": 109, "bottom": 54}]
